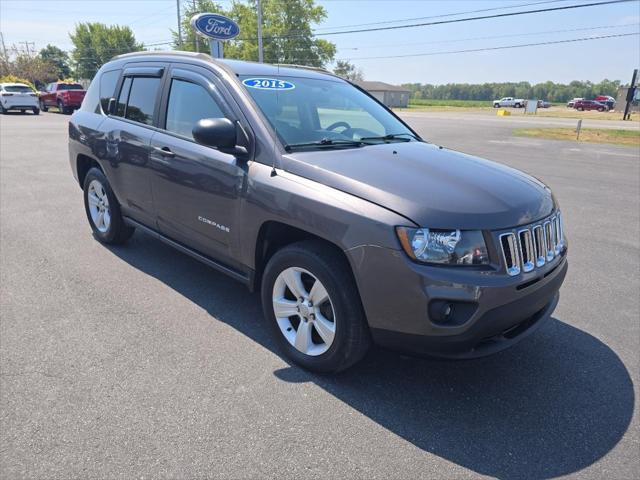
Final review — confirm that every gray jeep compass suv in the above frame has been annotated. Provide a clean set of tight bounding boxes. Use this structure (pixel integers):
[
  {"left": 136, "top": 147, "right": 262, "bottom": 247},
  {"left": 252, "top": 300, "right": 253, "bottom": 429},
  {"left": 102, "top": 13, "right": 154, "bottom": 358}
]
[{"left": 68, "top": 52, "right": 568, "bottom": 372}]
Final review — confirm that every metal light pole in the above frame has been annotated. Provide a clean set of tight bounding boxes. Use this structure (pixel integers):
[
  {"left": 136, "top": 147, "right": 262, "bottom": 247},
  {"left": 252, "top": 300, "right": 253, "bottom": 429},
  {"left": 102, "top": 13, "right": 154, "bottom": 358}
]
[
  {"left": 257, "top": 0, "right": 264, "bottom": 63},
  {"left": 623, "top": 69, "right": 638, "bottom": 121},
  {"left": 193, "top": 0, "right": 200, "bottom": 52},
  {"left": 176, "top": 0, "right": 183, "bottom": 49}
]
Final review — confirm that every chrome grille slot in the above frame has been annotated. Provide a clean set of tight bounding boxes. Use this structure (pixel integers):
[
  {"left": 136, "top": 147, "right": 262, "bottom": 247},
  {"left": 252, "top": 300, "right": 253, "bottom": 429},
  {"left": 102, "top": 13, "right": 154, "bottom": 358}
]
[
  {"left": 500, "top": 233, "right": 521, "bottom": 276},
  {"left": 532, "top": 225, "right": 546, "bottom": 267},
  {"left": 499, "top": 212, "right": 565, "bottom": 276},
  {"left": 544, "top": 221, "right": 555, "bottom": 261},
  {"left": 518, "top": 229, "right": 535, "bottom": 272},
  {"left": 553, "top": 215, "right": 563, "bottom": 254}
]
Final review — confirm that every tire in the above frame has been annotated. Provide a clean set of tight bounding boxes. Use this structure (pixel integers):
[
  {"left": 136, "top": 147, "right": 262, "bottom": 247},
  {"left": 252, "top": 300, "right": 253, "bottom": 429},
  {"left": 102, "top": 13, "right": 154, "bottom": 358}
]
[
  {"left": 83, "top": 167, "right": 135, "bottom": 244},
  {"left": 577, "top": 107, "right": 584, "bottom": 111},
  {"left": 597, "top": 107, "right": 605, "bottom": 112},
  {"left": 493, "top": 103, "right": 499, "bottom": 108},
  {"left": 0, "top": 104, "right": 5, "bottom": 114},
  {"left": 261, "top": 241, "right": 370, "bottom": 373},
  {"left": 514, "top": 103, "right": 521, "bottom": 108},
  {"left": 33, "top": 107, "right": 40, "bottom": 115},
  {"left": 57, "top": 100, "right": 66, "bottom": 114},
  {"left": 39, "top": 99, "right": 48, "bottom": 112},
  {"left": 20, "top": 109, "right": 25, "bottom": 114}
]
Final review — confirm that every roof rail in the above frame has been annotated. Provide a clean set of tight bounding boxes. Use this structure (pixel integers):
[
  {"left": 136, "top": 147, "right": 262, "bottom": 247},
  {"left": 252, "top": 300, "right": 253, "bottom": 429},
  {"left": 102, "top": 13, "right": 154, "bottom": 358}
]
[
  {"left": 111, "top": 50, "right": 212, "bottom": 62},
  {"left": 274, "top": 63, "right": 333, "bottom": 75}
]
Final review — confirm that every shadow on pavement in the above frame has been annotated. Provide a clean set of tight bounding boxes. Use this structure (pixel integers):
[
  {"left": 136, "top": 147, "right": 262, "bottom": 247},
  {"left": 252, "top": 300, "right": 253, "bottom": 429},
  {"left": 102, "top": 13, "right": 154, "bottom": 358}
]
[{"left": 107, "top": 231, "right": 634, "bottom": 480}]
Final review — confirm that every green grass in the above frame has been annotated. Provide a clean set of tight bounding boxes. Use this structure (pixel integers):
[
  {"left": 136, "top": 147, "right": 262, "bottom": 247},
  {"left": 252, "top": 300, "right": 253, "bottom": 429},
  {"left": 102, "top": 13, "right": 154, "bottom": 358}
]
[
  {"left": 408, "top": 99, "right": 491, "bottom": 108},
  {"left": 513, "top": 128, "right": 640, "bottom": 147}
]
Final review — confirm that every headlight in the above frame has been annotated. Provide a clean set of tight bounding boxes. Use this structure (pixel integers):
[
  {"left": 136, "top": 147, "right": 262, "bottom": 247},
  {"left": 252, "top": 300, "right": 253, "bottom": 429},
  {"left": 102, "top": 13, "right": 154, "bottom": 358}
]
[{"left": 396, "top": 227, "right": 489, "bottom": 265}]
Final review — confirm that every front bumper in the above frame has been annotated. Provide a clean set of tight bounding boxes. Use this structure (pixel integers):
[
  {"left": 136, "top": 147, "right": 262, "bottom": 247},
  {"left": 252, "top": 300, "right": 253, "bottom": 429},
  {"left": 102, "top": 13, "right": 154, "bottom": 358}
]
[{"left": 348, "top": 244, "right": 567, "bottom": 358}]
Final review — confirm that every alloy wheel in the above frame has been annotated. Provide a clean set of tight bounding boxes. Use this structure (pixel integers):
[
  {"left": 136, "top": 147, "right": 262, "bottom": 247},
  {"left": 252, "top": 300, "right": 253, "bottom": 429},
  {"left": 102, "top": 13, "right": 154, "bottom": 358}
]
[
  {"left": 272, "top": 266, "right": 336, "bottom": 356},
  {"left": 87, "top": 179, "right": 111, "bottom": 233}
]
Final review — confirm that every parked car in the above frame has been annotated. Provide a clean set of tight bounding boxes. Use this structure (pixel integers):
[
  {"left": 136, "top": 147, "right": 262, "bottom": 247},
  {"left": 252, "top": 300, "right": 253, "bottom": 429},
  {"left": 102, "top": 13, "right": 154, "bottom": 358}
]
[
  {"left": 493, "top": 97, "right": 525, "bottom": 108},
  {"left": 594, "top": 95, "right": 616, "bottom": 110},
  {"left": 69, "top": 52, "right": 568, "bottom": 372},
  {"left": 573, "top": 100, "right": 609, "bottom": 112},
  {"left": 39, "top": 81, "right": 86, "bottom": 114},
  {"left": 566, "top": 98, "right": 583, "bottom": 108},
  {"left": 537, "top": 100, "right": 551, "bottom": 108},
  {"left": 0, "top": 83, "right": 39, "bottom": 114}
]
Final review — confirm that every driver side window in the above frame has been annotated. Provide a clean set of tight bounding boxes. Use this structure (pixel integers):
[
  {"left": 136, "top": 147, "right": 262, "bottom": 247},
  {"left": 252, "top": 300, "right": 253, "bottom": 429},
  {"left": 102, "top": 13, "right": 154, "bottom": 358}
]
[{"left": 165, "top": 79, "right": 226, "bottom": 140}]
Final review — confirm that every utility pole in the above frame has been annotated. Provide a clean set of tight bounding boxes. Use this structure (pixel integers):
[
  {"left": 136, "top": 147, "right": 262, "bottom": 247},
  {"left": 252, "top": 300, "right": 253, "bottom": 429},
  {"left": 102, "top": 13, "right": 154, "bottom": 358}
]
[
  {"left": 257, "top": 0, "right": 264, "bottom": 63},
  {"left": 193, "top": 0, "right": 200, "bottom": 53},
  {"left": 176, "top": 0, "right": 183, "bottom": 49},
  {"left": 0, "top": 32, "right": 8, "bottom": 59},
  {"left": 19, "top": 41, "right": 35, "bottom": 56},
  {"left": 623, "top": 68, "right": 638, "bottom": 121}
]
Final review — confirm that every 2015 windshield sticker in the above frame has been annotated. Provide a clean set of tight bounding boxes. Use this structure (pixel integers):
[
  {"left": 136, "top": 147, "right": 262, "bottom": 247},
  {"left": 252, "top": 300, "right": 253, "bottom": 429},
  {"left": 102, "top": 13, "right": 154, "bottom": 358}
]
[{"left": 242, "top": 78, "right": 295, "bottom": 91}]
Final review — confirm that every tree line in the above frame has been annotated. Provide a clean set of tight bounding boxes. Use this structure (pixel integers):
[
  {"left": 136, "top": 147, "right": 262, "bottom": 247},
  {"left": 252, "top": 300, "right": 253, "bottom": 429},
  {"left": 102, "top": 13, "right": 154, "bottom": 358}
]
[{"left": 401, "top": 80, "right": 623, "bottom": 103}]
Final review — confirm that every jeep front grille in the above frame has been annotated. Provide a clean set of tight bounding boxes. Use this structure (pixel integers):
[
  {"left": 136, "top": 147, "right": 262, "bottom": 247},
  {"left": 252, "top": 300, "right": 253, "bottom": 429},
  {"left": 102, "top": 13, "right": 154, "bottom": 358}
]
[{"left": 500, "top": 213, "right": 564, "bottom": 276}]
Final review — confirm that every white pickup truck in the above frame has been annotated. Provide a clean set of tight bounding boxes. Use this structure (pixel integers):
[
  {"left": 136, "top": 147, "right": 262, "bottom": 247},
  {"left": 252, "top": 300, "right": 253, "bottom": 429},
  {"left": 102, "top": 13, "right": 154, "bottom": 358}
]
[{"left": 493, "top": 97, "right": 525, "bottom": 108}]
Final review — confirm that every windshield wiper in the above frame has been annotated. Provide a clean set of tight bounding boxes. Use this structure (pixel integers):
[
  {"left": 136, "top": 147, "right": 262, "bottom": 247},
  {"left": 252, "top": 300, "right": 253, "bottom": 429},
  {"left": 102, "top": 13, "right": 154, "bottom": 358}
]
[
  {"left": 284, "top": 138, "right": 364, "bottom": 152},
  {"left": 359, "top": 133, "right": 419, "bottom": 143}
]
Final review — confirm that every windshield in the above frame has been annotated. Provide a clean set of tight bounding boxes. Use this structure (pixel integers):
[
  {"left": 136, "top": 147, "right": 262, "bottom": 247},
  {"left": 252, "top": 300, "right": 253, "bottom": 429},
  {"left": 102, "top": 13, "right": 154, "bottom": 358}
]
[
  {"left": 58, "top": 84, "right": 83, "bottom": 90},
  {"left": 240, "top": 75, "right": 417, "bottom": 150},
  {"left": 4, "top": 85, "right": 33, "bottom": 93}
]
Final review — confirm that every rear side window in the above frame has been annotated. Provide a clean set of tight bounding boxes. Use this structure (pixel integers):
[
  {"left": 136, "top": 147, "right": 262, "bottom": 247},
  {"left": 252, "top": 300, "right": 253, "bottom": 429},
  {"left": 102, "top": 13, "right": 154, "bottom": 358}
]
[
  {"left": 121, "top": 77, "right": 160, "bottom": 125},
  {"left": 116, "top": 77, "right": 132, "bottom": 117},
  {"left": 165, "top": 79, "right": 226, "bottom": 139},
  {"left": 99, "top": 70, "right": 120, "bottom": 113}
]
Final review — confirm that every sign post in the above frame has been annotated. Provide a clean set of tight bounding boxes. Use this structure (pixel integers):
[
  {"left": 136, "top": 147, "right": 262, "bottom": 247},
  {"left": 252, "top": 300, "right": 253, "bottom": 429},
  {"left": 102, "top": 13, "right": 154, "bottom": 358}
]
[{"left": 190, "top": 13, "right": 240, "bottom": 59}]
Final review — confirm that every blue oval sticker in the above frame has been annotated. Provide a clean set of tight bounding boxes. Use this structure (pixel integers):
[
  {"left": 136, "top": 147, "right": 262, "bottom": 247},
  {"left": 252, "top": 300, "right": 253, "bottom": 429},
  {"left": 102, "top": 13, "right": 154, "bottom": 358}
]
[
  {"left": 242, "top": 78, "right": 296, "bottom": 91},
  {"left": 191, "top": 13, "right": 240, "bottom": 40}
]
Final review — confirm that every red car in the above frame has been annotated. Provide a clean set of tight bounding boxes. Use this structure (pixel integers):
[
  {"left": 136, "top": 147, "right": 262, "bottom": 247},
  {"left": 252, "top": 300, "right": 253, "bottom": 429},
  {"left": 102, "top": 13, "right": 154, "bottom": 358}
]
[
  {"left": 573, "top": 100, "right": 609, "bottom": 112},
  {"left": 39, "top": 82, "right": 86, "bottom": 114}
]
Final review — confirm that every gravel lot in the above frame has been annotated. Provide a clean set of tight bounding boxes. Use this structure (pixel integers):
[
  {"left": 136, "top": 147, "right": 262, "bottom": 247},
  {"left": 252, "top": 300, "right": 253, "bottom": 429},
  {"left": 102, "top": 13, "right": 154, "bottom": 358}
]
[{"left": 1, "top": 110, "right": 638, "bottom": 479}]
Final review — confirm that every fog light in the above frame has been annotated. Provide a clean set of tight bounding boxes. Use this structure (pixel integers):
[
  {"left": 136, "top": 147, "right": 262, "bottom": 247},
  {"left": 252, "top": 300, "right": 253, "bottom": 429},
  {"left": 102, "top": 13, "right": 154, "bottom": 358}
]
[{"left": 429, "top": 300, "right": 478, "bottom": 326}]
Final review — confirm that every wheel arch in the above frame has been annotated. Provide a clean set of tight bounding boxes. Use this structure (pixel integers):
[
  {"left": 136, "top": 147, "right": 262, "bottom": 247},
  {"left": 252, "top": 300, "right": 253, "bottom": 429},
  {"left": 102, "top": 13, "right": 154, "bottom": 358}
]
[
  {"left": 252, "top": 220, "right": 356, "bottom": 292},
  {"left": 76, "top": 154, "right": 103, "bottom": 188}
]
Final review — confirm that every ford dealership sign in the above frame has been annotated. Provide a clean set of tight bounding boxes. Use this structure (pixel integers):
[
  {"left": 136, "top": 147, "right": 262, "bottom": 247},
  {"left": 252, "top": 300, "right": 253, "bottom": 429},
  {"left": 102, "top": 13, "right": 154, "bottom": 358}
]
[{"left": 191, "top": 13, "right": 240, "bottom": 41}]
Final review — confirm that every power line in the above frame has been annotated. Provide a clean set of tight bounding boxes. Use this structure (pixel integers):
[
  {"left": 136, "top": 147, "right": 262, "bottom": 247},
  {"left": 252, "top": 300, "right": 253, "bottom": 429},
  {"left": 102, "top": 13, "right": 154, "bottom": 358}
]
[
  {"left": 312, "top": 0, "right": 569, "bottom": 31},
  {"left": 340, "top": 22, "right": 640, "bottom": 50},
  {"left": 339, "top": 32, "right": 640, "bottom": 60},
  {"left": 307, "top": 0, "right": 637, "bottom": 38}
]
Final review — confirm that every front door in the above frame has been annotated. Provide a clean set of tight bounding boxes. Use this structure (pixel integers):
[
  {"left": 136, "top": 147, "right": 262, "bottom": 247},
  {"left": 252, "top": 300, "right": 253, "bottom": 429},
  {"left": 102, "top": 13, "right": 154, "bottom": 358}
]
[{"left": 149, "top": 66, "right": 247, "bottom": 263}]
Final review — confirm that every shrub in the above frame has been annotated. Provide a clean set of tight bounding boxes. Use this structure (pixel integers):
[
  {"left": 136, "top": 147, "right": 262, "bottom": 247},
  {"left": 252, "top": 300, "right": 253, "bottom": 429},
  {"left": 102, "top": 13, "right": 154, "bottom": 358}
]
[{"left": 0, "top": 75, "right": 37, "bottom": 91}]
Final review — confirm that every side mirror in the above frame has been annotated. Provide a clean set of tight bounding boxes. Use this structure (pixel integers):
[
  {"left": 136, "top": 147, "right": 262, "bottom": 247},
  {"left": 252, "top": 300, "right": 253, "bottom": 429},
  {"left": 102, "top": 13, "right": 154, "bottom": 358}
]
[{"left": 193, "top": 118, "right": 236, "bottom": 148}]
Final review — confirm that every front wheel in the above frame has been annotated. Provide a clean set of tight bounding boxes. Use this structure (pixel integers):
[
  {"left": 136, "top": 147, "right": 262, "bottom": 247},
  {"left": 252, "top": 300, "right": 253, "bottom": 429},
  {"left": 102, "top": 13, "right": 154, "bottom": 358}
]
[
  {"left": 514, "top": 103, "right": 521, "bottom": 108},
  {"left": 261, "top": 241, "right": 370, "bottom": 373},
  {"left": 577, "top": 107, "right": 584, "bottom": 111},
  {"left": 493, "top": 103, "right": 500, "bottom": 108},
  {"left": 597, "top": 107, "right": 605, "bottom": 112},
  {"left": 39, "top": 99, "right": 48, "bottom": 112},
  {"left": 83, "top": 168, "right": 134, "bottom": 244},
  {"left": 57, "top": 100, "right": 67, "bottom": 114}
]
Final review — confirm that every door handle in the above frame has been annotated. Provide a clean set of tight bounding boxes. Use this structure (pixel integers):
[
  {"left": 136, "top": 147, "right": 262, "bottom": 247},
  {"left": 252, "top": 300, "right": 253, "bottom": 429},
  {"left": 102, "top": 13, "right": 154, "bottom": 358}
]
[{"left": 153, "top": 146, "right": 176, "bottom": 158}]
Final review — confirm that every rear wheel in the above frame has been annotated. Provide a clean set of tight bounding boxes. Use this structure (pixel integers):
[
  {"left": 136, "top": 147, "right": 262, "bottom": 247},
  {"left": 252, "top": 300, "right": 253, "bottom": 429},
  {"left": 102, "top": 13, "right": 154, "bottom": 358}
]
[
  {"left": 597, "top": 106, "right": 605, "bottom": 112},
  {"left": 32, "top": 107, "right": 40, "bottom": 115},
  {"left": 514, "top": 103, "right": 521, "bottom": 108},
  {"left": 0, "top": 104, "right": 5, "bottom": 114},
  {"left": 261, "top": 241, "right": 370, "bottom": 373},
  {"left": 83, "top": 168, "right": 134, "bottom": 244},
  {"left": 577, "top": 107, "right": 584, "bottom": 111}
]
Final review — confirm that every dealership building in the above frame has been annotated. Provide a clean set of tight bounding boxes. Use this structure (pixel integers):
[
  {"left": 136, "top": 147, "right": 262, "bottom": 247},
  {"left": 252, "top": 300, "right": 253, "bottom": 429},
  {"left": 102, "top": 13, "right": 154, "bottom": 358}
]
[{"left": 355, "top": 81, "right": 411, "bottom": 107}]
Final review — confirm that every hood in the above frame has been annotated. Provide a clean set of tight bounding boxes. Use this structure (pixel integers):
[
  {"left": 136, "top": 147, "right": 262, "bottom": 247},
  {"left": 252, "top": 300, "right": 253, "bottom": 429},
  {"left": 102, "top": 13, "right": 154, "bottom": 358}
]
[{"left": 282, "top": 142, "right": 554, "bottom": 230}]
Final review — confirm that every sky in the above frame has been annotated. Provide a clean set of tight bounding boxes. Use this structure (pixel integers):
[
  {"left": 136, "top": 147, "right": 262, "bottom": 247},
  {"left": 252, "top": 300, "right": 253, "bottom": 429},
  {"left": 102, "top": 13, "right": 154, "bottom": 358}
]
[{"left": 1, "top": 0, "right": 639, "bottom": 85}]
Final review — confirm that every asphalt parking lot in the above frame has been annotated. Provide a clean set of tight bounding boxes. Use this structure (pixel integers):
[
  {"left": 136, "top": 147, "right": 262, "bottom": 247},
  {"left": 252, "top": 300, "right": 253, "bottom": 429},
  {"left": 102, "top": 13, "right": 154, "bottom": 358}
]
[{"left": 1, "top": 110, "right": 638, "bottom": 479}]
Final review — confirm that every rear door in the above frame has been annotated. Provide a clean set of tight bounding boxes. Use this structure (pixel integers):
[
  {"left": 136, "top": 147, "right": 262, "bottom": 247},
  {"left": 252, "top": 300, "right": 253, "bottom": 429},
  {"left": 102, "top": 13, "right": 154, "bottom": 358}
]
[
  {"left": 99, "top": 64, "right": 167, "bottom": 227},
  {"left": 149, "top": 64, "right": 248, "bottom": 263}
]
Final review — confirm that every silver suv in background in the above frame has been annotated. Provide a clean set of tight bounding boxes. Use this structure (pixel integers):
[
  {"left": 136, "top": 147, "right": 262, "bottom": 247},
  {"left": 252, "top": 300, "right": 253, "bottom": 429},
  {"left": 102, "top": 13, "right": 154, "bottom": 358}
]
[{"left": 68, "top": 52, "right": 568, "bottom": 372}]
